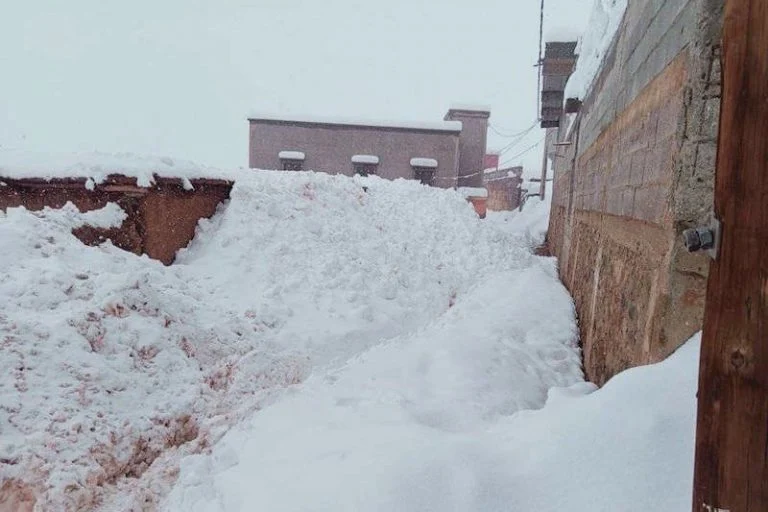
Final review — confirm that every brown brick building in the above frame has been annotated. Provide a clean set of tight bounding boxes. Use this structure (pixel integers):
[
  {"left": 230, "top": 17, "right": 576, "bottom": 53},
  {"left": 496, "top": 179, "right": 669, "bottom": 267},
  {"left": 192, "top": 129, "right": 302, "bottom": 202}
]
[{"left": 248, "top": 107, "right": 490, "bottom": 189}]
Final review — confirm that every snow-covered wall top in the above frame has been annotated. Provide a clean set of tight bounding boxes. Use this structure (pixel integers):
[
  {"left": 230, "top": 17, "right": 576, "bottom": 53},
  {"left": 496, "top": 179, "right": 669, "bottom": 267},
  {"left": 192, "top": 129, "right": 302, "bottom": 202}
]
[
  {"left": 0, "top": 150, "right": 236, "bottom": 187},
  {"left": 447, "top": 103, "right": 492, "bottom": 113},
  {"left": 351, "top": 155, "right": 380, "bottom": 164},
  {"left": 410, "top": 158, "right": 438, "bottom": 168},
  {"left": 457, "top": 186, "right": 488, "bottom": 198},
  {"left": 564, "top": 0, "right": 629, "bottom": 102},
  {"left": 248, "top": 112, "right": 463, "bottom": 133},
  {"left": 278, "top": 151, "right": 306, "bottom": 161}
]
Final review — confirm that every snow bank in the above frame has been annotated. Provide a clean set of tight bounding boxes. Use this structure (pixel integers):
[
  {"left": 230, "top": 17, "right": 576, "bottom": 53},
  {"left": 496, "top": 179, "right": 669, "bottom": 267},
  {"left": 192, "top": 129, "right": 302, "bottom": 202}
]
[
  {"left": 0, "top": 149, "right": 236, "bottom": 187},
  {"left": 0, "top": 170, "right": 558, "bottom": 509},
  {"left": 564, "top": 0, "right": 628, "bottom": 102},
  {"left": 166, "top": 318, "right": 698, "bottom": 512}
]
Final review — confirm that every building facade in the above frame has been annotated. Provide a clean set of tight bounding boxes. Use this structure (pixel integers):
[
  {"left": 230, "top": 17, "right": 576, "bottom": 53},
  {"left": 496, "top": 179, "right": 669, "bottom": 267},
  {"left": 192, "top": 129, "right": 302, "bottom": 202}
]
[{"left": 248, "top": 107, "right": 490, "bottom": 189}]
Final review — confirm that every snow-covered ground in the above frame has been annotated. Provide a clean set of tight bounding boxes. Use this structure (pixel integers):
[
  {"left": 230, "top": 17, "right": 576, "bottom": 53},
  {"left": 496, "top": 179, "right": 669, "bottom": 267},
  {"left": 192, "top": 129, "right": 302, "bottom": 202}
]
[{"left": 0, "top": 167, "right": 697, "bottom": 511}]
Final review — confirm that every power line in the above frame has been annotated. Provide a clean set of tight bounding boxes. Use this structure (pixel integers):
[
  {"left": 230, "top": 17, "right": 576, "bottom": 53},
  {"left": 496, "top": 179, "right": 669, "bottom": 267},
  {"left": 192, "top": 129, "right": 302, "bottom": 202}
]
[
  {"left": 536, "top": 0, "right": 545, "bottom": 121},
  {"left": 496, "top": 123, "right": 539, "bottom": 156},
  {"left": 499, "top": 136, "right": 545, "bottom": 168},
  {"left": 488, "top": 120, "right": 538, "bottom": 138}
]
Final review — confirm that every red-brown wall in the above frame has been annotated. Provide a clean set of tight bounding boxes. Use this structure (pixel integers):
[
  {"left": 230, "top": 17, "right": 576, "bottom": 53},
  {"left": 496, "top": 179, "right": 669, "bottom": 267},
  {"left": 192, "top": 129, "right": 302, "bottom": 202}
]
[{"left": 0, "top": 176, "right": 232, "bottom": 265}]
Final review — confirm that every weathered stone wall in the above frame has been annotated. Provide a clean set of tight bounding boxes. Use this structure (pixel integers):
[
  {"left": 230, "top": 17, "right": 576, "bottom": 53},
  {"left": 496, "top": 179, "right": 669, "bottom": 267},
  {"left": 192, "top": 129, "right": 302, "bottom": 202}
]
[
  {"left": 547, "top": 0, "right": 723, "bottom": 385},
  {"left": 0, "top": 176, "right": 232, "bottom": 265},
  {"left": 485, "top": 176, "right": 522, "bottom": 211}
]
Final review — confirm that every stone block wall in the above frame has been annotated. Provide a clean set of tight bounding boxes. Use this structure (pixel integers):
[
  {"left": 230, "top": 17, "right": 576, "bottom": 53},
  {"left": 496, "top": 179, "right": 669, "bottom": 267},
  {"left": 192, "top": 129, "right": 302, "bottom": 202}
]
[
  {"left": 485, "top": 172, "right": 523, "bottom": 211},
  {"left": 547, "top": 0, "right": 723, "bottom": 385}
]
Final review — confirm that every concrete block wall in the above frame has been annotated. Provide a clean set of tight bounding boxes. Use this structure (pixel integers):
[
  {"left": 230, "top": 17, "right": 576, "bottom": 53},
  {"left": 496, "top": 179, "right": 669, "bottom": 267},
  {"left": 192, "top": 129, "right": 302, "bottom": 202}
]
[{"left": 547, "top": 0, "right": 723, "bottom": 385}]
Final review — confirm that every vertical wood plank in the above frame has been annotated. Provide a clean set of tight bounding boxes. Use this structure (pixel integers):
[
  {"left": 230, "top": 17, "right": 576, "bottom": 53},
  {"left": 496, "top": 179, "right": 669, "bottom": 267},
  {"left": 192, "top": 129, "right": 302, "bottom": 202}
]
[{"left": 692, "top": 0, "right": 768, "bottom": 511}]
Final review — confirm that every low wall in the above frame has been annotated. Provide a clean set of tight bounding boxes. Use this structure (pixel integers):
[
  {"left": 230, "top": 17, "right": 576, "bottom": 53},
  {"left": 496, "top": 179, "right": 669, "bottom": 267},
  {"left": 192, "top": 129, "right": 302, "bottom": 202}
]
[
  {"left": 486, "top": 177, "right": 522, "bottom": 211},
  {"left": 0, "top": 176, "right": 232, "bottom": 265},
  {"left": 484, "top": 167, "right": 523, "bottom": 211}
]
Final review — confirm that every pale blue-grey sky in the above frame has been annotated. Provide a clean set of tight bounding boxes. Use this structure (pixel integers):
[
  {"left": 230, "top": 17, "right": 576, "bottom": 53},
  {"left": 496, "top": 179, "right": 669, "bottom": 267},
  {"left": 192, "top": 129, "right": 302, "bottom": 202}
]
[{"left": 0, "top": 0, "right": 591, "bottom": 172}]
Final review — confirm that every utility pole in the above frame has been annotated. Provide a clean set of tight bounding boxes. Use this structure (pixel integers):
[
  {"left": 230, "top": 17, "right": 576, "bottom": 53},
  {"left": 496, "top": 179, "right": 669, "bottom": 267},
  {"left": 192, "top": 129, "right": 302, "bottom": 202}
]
[
  {"left": 539, "top": 131, "right": 548, "bottom": 200},
  {"left": 692, "top": 0, "right": 768, "bottom": 510}
]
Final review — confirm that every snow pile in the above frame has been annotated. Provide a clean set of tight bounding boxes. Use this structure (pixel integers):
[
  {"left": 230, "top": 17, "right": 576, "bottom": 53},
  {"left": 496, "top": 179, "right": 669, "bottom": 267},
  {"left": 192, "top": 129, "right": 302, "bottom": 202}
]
[
  {"left": 0, "top": 170, "right": 564, "bottom": 509},
  {"left": 564, "top": 0, "right": 628, "bottom": 102},
  {"left": 166, "top": 316, "right": 698, "bottom": 512},
  {"left": 0, "top": 149, "right": 236, "bottom": 187}
]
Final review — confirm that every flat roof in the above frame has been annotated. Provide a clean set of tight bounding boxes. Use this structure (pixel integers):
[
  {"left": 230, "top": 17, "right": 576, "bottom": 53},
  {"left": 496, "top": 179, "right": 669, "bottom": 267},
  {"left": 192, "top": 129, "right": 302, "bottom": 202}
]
[{"left": 247, "top": 112, "right": 463, "bottom": 133}]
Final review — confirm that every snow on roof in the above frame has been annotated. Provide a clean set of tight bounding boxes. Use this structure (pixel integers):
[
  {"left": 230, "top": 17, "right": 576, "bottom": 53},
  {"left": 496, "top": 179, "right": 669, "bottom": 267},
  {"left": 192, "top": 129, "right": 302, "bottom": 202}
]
[
  {"left": 448, "top": 103, "right": 492, "bottom": 113},
  {"left": 351, "top": 155, "right": 379, "bottom": 165},
  {"left": 564, "top": 0, "right": 628, "bottom": 102},
  {"left": 249, "top": 112, "right": 462, "bottom": 133},
  {"left": 278, "top": 150, "right": 306, "bottom": 161},
  {"left": 0, "top": 149, "right": 235, "bottom": 187},
  {"left": 457, "top": 187, "right": 488, "bottom": 198},
  {"left": 409, "top": 158, "right": 438, "bottom": 168}
]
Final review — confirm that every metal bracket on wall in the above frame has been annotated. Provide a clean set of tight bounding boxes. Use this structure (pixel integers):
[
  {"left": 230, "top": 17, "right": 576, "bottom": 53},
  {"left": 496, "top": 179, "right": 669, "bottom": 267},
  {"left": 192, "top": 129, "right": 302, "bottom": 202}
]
[{"left": 682, "top": 216, "right": 722, "bottom": 260}]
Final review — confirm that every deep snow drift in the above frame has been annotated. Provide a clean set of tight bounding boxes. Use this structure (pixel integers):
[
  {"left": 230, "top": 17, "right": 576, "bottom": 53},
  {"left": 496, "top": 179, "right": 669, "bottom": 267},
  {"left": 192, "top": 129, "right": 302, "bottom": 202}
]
[
  {"left": 0, "top": 170, "right": 580, "bottom": 510},
  {"left": 0, "top": 167, "right": 697, "bottom": 512},
  {"left": 166, "top": 334, "right": 699, "bottom": 512}
]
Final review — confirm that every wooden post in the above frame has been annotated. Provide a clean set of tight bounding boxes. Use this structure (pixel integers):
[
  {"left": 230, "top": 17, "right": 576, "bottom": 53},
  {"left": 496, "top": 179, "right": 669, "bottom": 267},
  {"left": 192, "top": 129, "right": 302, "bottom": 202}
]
[{"left": 692, "top": 1, "right": 768, "bottom": 511}]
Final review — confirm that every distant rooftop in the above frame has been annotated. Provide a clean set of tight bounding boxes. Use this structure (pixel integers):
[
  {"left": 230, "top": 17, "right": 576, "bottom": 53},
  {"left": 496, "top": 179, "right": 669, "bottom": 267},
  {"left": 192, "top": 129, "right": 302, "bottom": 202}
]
[
  {"left": 248, "top": 112, "right": 463, "bottom": 133},
  {"left": 447, "top": 103, "right": 492, "bottom": 114}
]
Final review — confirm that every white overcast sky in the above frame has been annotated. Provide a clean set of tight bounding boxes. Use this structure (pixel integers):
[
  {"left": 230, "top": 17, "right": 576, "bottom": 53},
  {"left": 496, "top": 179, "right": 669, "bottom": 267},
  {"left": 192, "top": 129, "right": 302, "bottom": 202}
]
[{"left": 0, "top": 0, "right": 592, "bottom": 172}]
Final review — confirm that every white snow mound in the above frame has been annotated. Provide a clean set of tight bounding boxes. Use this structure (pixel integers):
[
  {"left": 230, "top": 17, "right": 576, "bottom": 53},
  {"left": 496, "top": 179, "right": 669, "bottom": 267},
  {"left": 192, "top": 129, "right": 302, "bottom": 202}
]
[{"left": 0, "top": 170, "right": 573, "bottom": 510}]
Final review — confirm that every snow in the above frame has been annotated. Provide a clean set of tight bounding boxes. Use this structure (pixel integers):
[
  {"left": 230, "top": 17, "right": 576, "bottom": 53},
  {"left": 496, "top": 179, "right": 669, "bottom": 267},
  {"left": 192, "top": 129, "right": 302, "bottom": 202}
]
[
  {"left": 523, "top": 180, "right": 542, "bottom": 196},
  {"left": 0, "top": 162, "right": 698, "bottom": 512},
  {"left": 277, "top": 150, "right": 305, "bottom": 161},
  {"left": 448, "top": 103, "right": 492, "bottom": 113},
  {"left": 564, "top": 0, "right": 629, "bottom": 102},
  {"left": 564, "top": 111, "right": 578, "bottom": 139},
  {"left": 457, "top": 186, "right": 488, "bottom": 198},
  {"left": 409, "top": 157, "right": 438, "bottom": 168},
  {"left": 351, "top": 154, "right": 380, "bottom": 165},
  {"left": 165, "top": 300, "right": 700, "bottom": 512},
  {"left": 0, "top": 170, "right": 570, "bottom": 509},
  {"left": 0, "top": 149, "right": 235, "bottom": 187},
  {"left": 249, "top": 112, "right": 463, "bottom": 133}
]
